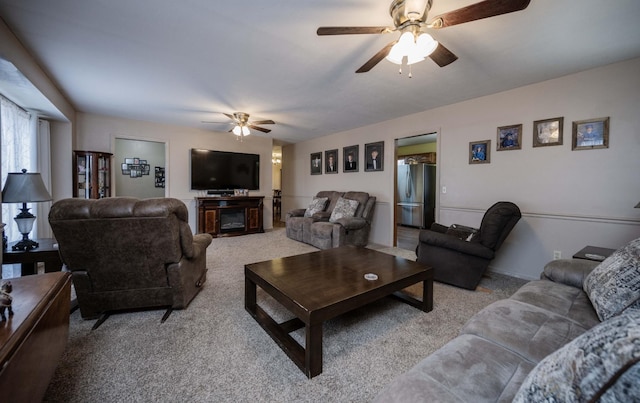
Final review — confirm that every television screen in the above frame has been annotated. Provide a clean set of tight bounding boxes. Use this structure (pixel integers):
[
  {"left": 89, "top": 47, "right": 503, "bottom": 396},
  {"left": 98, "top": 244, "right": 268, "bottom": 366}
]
[{"left": 190, "top": 148, "right": 260, "bottom": 191}]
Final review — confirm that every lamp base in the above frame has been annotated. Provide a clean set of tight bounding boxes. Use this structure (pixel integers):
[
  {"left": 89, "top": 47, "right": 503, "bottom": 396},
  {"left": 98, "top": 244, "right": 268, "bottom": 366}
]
[{"left": 12, "top": 238, "right": 39, "bottom": 251}]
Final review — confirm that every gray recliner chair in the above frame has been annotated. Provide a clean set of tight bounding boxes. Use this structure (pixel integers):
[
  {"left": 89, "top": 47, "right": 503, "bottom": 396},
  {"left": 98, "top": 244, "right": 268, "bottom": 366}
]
[
  {"left": 49, "top": 197, "right": 212, "bottom": 328},
  {"left": 416, "top": 201, "right": 521, "bottom": 290}
]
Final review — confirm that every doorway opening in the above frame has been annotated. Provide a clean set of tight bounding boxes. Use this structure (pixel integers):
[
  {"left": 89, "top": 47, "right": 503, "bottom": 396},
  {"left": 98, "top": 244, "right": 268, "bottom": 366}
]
[
  {"left": 114, "top": 138, "right": 167, "bottom": 198},
  {"left": 394, "top": 132, "right": 438, "bottom": 252}
]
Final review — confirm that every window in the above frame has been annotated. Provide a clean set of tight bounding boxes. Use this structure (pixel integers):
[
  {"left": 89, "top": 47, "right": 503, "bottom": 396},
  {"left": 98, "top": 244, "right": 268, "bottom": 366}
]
[{"left": 1, "top": 94, "right": 46, "bottom": 244}]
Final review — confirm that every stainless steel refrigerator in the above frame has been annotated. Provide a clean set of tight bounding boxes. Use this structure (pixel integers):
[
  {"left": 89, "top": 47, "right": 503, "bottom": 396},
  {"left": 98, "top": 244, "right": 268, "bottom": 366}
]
[{"left": 396, "top": 164, "right": 436, "bottom": 229}]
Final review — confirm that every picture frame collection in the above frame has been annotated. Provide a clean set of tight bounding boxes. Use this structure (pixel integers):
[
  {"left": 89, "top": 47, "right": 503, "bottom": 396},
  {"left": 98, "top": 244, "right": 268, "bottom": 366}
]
[
  {"left": 469, "top": 116, "right": 610, "bottom": 164},
  {"left": 310, "top": 141, "right": 384, "bottom": 175},
  {"left": 121, "top": 157, "right": 151, "bottom": 177}
]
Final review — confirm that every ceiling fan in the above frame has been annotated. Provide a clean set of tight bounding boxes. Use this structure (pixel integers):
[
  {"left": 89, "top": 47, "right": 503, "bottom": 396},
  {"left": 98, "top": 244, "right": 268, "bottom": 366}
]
[
  {"left": 202, "top": 112, "right": 275, "bottom": 137},
  {"left": 317, "top": 0, "right": 531, "bottom": 73}
]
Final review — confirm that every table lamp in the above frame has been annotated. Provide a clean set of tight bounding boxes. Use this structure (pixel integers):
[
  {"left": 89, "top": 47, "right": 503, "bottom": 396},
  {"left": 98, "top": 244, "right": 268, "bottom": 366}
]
[{"left": 1, "top": 169, "right": 52, "bottom": 251}]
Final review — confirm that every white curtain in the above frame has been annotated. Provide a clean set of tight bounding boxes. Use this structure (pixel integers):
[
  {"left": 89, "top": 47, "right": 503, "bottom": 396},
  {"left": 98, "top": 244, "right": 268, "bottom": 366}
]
[
  {"left": 1, "top": 94, "right": 44, "bottom": 243},
  {"left": 37, "top": 119, "right": 53, "bottom": 238}
]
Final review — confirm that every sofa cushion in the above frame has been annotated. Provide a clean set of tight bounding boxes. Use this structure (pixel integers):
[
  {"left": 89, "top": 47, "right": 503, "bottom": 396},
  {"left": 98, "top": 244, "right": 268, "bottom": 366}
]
[
  {"left": 373, "top": 334, "right": 536, "bottom": 403},
  {"left": 583, "top": 237, "right": 640, "bottom": 321},
  {"left": 329, "top": 197, "right": 359, "bottom": 223},
  {"left": 513, "top": 309, "right": 640, "bottom": 403},
  {"left": 461, "top": 299, "right": 591, "bottom": 363},
  {"left": 509, "top": 280, "right": 601, "bottom": 329},
  {"left": 303, "top": 197, "right": 328, "bottom": 218}
]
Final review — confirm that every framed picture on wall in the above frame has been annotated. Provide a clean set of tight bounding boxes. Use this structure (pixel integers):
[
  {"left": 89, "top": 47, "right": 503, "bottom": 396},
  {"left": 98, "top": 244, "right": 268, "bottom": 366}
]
[
  {"left": 325, "top": 149, "right": 338, "bottom": 174},
  {"left": 343, "top": 145, "right": 359, "bottom": 172},
  {"left": 533, "top": 117, "right": 564, "bottom": 147},
  {"left": 310, "top": 152, "right": 322, "bottom": 175},
  {"left": 497, "top": 124, "right": 522, "bottom": 151},
  {"left": 469, "top": 140, "right": 491, "bottom": 164},
  {"left": 572, "top": 117, "right": 609, "bottom": 150},
  {"left": 365, "top": 141, "right": 384, "bottom": 172}
]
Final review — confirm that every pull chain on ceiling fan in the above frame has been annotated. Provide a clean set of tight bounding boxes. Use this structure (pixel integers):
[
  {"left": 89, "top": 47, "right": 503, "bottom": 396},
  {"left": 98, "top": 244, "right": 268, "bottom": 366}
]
[
  {"left": 202, "top": 112, "right": 275, "bottom": 141},
  {"left": 317, "top": 0, "right": 531, "bottom": 75}
]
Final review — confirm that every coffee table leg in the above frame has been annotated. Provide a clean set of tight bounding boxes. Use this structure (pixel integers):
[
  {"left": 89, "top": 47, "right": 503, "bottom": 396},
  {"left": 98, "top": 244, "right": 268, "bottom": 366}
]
[
  {"left": 422, "top": 279, "right": 433, "bottom": 312},
  {"left": 306, "top": 323, "right": 322, "bottom": 378},
  {"left": 245, "top": 276, "right": 256, "bottom": 311}
]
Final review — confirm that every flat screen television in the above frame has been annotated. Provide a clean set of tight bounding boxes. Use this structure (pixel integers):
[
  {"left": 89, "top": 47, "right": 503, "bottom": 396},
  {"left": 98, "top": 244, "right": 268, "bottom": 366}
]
[{"left": 190, "top": 148, "right": 260, "bottom": 191}]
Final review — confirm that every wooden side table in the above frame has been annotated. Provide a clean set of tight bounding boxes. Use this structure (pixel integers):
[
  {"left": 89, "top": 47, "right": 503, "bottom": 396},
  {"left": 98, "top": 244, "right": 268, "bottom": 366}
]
[
  {"left": 572, "top": 245, "right": 617, "bottom": 262},
  {"left": 2, "top": 238, "right": 63, "bottom": 276},
  {"left": 0, "top": 272, "right": 71, "bottom": 402}
]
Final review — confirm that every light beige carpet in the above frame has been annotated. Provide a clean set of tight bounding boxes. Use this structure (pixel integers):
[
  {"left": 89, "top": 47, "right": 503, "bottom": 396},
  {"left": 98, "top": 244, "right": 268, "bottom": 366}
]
[{"left": 44, "top": 227, "right": 527, "bottom": 402}]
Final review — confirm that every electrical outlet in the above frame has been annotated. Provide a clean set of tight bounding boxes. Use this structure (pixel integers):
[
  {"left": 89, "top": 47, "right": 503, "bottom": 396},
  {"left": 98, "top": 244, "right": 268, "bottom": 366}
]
[
  {"left": 553, "top": 250, "right": 562, "bottom": 260},
  {"left": 442, "top": 186, "right": 447, "bottom": 194}
]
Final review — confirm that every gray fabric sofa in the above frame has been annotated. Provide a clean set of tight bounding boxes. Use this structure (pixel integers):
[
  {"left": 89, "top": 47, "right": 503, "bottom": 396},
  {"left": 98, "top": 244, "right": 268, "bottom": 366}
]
[
  {"left": 285, "top": 191, "right": 376, "bottom": 249},
  {"left": 375, "top": 237, "right": 640, "bottom": 402}
]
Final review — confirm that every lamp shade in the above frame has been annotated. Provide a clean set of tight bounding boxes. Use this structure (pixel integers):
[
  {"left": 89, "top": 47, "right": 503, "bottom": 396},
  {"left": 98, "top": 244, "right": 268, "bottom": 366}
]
[{"left": 2, "top": 169, "right": 52, "bottom": 203}]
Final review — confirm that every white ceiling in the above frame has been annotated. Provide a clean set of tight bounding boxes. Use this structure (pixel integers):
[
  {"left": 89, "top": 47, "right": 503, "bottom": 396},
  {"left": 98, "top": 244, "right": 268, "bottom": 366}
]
[{"left": 1, "top": 0, "right": 639, "bottom": 145}]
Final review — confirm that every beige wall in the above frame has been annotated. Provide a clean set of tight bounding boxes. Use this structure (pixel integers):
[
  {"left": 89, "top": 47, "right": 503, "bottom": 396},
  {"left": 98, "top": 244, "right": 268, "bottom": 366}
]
[{"left": 282, "top": 57, "right": 640, "bottom": 280}]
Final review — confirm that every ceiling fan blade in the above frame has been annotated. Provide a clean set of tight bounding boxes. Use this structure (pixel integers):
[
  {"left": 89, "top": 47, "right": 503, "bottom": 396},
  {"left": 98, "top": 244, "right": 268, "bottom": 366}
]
[
  {"left": 356, "top": 40, "right": 397, "bottom": 73},
  {"left": 251, "top": 119, "right": 275, "bottom": 125},
  {"left": 202, "top": 121, "right": 233, "bottom": 124},
  {"left": 223, "top": 112, "right": 235, "bottom": 120},
  {"left": 317, "top": 26, "right": 392, "bottom": 36},
  {"left": 429, "top": 0, "right": 531, "bottom": 28},
  {"left": 429, "top": 43, "right": 458, "bottom": 67},
  {"left": 248, "top": 125, "right": 271, "bottom": 134}
]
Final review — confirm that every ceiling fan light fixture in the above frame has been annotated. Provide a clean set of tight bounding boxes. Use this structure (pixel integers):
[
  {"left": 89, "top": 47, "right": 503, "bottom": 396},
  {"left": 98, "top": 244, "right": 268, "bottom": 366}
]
[
  {"left": 416, "top": 32, "right": 438, "bottom": 57},
  {"left": 386, "top": 45, "right": 405, "bottom": 64},
  {"left": 232, "top": 125, "right": 242, "bottom": 136},
  {"left": 397, "top": 31, "right": 415, "bottom": 53},
  {"left": 403, "top": 0, "right": 431, "bottom": 21},
  {"left": 386, "top": 31, "right": 436, "bottom": 66},
  {"left": 242, "top": 126, "right": 250, "bottom": 136},
  {"left": 386, "top": 31, "right": 413, "bottom": 64},
  {"left": 407, "top": 53, "right": 425, "bottom": 65}
]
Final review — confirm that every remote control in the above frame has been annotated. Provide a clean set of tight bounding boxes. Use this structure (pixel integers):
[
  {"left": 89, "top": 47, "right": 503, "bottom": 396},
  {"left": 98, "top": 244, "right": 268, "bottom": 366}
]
[{"left": 585, "top": 253, "right": 606, "bottom": 261}]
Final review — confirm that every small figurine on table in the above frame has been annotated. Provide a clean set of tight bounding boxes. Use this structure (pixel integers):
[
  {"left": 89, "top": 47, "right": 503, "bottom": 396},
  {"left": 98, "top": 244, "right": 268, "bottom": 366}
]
[{"left": 0, "top": 281, "right": 13, "bottom": 321}]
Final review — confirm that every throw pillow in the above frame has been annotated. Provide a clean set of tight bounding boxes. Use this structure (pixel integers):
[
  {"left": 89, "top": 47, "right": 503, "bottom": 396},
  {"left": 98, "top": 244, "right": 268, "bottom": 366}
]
[
  {"left": 329, "top": 197, "right": 359, "bottom": 223},
  {"left": 513, "top": 309, "right": 640, "bottom": 403},
  {"left": 583, "top": 237, "right": 640, "bottom": 321},
  {"left": 304, "top": 197, "right": 328, "bottom": 218}
]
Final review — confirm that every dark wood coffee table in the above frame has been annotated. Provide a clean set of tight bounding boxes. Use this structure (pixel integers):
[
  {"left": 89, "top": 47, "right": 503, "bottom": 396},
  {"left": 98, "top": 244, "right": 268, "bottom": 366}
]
[{"left": 245, "top": 247, "right": 433, "bottom": 378}]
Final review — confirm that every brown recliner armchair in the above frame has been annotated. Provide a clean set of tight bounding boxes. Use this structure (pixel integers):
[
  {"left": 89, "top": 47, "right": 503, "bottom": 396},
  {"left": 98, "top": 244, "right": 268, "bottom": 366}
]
[
  {"left": 416, "top": 201, "right": 521, "bottom": 290},
  {"left": 49, "top": 197, "right": 212, "bottom": 328}
]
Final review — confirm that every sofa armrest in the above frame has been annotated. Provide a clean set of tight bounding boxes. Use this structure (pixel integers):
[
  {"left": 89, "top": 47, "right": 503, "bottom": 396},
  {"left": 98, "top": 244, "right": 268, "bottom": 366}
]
[
  {"left": 541, "top": 258, "right": 600, "bottom": 288},
  {"left": 445, "top": 224, "right": 478, "bottom": 240},
  {"left": 312, "top": 211, "right": 331, "bottom": 222},
  {"left": 418, "top": 230, "right": 494, "bottom": 259},
  {"left": 190, "top": 234, "right": 213, "bottom": 259},
  {"left": 333, "top": 216, "right": 367, "bottom": 230},
  {"left": 286, "top": 208, "right": 306, "bottom": 219},
  {"left": 430, "top": 222, "right": 448, "bottom": 233}
]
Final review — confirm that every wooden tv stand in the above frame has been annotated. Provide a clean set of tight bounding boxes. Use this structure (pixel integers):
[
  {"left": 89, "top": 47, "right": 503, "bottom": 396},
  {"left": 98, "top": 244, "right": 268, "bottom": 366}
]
[
  {"left": 196, "top": 196, "right": 264, "bottom": 237},
  {"left": 0, "top": 272, "right": 72, "bottom": 402}
]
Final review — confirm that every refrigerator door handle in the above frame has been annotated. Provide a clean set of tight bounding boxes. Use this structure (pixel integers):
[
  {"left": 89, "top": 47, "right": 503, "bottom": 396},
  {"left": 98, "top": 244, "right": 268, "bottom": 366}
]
[{"left": 405, "top": 166, "right": 412, "bottom": 198}]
